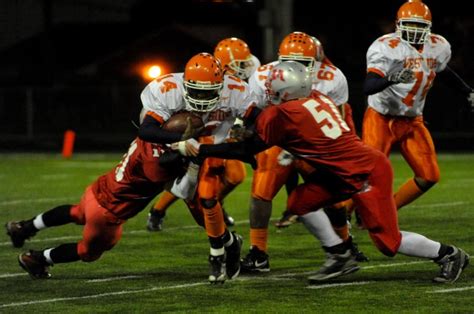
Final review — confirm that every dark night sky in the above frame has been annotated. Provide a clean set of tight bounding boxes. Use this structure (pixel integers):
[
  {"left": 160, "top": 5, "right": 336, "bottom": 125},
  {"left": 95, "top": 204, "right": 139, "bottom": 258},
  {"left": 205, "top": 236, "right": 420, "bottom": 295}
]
[{"left": 0, "top": 0, "right": 472, "bottom": 150}]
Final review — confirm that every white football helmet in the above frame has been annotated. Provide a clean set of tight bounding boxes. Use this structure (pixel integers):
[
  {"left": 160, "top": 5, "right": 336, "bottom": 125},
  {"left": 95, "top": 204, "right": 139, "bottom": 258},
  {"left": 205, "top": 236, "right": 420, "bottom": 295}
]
[{"left": 265, "top": 61, "right": 312, "bottom": 105}]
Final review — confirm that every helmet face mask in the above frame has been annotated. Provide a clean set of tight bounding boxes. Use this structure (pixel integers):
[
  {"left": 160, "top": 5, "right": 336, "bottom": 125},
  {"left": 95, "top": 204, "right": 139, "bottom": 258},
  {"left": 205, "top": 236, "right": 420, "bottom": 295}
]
[
  {"left": 265, "top": 61, "right": 312, "bottom": 106},
  {"left": 397, "top": 19, "right": 431, "bottom": 45},
  {"left": 183, "top": 81, "right": 223, "bottom": 112},
  {"left": 278, "top": 32, "right": 317, "bottom": 73},
  {"left": 228, "top": 58, "right": 255, "bottom": 80},
  {"left": 214, "top": 37, "right": 254, "bottom": 80},
  {"left": 183, "top": 53, "right": 224, "bottom": 112},
  {"left": 396, "top": 1, "right": 432, "bottom": 45}
]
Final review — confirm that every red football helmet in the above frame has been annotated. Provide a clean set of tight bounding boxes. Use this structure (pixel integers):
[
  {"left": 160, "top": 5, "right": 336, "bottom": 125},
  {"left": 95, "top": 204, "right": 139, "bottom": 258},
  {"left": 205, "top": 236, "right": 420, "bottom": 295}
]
[
  {"left": 278, "top": 32, "right": 317, "bottom": 71},
  {"left": 396, "top": 1, "right": 432, "bottom": 45},
  {"left": 183, "top": 53, "right": 224, "bottom": 112},
  {"left": 214, "top": 37, "right": 254, "bottom": 80}
]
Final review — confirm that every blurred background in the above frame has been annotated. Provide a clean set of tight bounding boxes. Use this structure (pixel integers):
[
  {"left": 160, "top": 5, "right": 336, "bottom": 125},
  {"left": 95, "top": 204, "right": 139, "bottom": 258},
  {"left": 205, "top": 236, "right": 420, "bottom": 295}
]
[{"left": 0, "top": 0, "right": 472, "bottom": 152}]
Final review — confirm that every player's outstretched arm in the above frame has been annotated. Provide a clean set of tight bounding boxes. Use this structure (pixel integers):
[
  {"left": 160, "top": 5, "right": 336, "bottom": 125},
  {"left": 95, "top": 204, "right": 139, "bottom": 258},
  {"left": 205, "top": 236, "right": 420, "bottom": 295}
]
[{"left": 138, "top": 115, "right": 182, "bottom": 144}]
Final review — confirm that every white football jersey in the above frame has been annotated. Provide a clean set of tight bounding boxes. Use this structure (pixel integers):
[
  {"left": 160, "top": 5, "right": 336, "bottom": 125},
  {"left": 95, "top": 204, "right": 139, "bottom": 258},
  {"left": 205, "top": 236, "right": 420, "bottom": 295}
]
[
  {"left": 140, "top": 73, "right": 257, "bottom": 144},
  {"left": 248, "top": 60, "right": 348, "bottom": 108},
  {"left": 367, "top": 32, "right": 451, "bottom": 117}
]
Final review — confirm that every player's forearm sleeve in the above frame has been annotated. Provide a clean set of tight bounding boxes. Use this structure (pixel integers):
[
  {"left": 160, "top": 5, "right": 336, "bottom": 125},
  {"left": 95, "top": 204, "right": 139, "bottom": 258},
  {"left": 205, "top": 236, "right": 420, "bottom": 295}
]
[
  {"left": 138, "top": 115, "right": 182, "bottom": 144},
  {"left": 363, "top": 72, "right": 393, "bottom": 95},
  {"left": 199, "top": 136, "right": 267, "bottom": 161}
]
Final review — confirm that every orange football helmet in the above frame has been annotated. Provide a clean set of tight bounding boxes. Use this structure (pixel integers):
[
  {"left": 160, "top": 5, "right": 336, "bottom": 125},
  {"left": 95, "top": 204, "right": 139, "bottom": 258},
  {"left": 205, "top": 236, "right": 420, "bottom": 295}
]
[
  {"left": 214, "top": 37, "right": 255, "bottom": 80},
  {"left": 183, "top": 53, "right": 224, "bottom": 112},
  {"left": 278, "top": 32, "right": 317, "bottom": 71},
  {"left": 396, "top": 1, "right": 432, "bottom": 45},
  {"left": 311, "top": 36, "right": 325, "bottom": 62}
]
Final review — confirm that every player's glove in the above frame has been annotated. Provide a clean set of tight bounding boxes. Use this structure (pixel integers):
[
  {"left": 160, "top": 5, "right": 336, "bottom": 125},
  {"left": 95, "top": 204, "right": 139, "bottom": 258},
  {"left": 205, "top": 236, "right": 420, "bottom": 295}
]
[
  {"left": 388, "top": 68, "right": 415, "bottom": 84},
  {"left": 171, "top": 138, "right": 200, "bottom": 156},
  {"left": 181, "top": 117, "right": 204, "bottom": 141},
  {"left": 277, "top": 149, "right": 294, "bottom": 166},
  {"left": 229, "top": 124, "right": 254, "bottom": 141}
]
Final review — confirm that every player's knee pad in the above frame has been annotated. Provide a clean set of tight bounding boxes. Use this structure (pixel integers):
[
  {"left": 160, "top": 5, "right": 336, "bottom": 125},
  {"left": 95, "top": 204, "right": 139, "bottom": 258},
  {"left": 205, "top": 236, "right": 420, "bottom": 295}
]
[
  {"left": 200, "top": 198, "right": 217, "bottom": 209},
  {"left": 225, "top": 169, "right": 246, "bottom": 185}
]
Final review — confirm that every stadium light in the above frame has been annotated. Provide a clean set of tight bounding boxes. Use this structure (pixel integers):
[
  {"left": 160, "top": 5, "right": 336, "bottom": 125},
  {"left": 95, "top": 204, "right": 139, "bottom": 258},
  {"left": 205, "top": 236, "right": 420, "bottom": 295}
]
[
  {"left": 147, "top": 65, "right": 162, "bottom": 79},
  {"left": 137, "top": 62, "right": 168, "bottom": 81}
]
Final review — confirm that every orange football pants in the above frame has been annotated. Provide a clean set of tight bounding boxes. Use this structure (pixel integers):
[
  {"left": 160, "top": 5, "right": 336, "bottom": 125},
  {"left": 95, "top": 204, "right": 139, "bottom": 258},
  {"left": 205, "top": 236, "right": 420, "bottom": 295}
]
[
  {"left": 70, "top": 186, "right": 125, "bottom": 262},
  {"left": 197, "top": 156, "right": 246, "bottom": 237},
  {"left": 362, "top": 107, "right": 440, "bottom": 183},
  {"left": 252, "top": 146, "right": 295, "bottom": 201}
]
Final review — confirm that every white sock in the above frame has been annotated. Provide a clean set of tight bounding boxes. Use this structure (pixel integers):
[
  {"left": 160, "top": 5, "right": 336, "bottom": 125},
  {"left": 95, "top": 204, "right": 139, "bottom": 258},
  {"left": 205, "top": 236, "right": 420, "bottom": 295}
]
[
  {"left": 33, "top": 214, "right": 47, "bottom": 230},
  {"left": 43, "top": 248, "right": 54, "bottom": 265},
  {"left": 170, "top": 162, "right": 199, "bottom": 200},
  {"left": 210, "top": 247, "right": 225, "bottom": 256},
  {"left": 300, "top": 209, "right": 343, "bottom": 247},
  {"left": 397, "top": 231, "right": 441, "bottom": 259}
]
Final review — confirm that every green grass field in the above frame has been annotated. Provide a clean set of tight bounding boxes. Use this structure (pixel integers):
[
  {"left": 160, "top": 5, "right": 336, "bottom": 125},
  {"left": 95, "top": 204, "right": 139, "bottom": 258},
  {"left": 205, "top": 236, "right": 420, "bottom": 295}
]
[{"left": 0, "top": 152, "right": 473, "bottom": 313}]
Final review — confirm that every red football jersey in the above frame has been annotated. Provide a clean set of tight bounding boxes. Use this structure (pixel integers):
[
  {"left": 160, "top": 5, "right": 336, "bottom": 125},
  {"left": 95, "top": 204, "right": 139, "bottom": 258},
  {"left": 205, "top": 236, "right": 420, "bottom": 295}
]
[
  {"left": 256, "top": 91, "right": 379, "bottom": 190},
  {"left": 91, "top": 138, "right": 184, "bottom": 219}
]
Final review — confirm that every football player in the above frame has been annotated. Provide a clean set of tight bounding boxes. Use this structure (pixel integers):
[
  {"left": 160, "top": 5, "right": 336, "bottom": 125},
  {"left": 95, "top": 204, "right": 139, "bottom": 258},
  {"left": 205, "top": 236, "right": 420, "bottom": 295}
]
[
  {"left": 360, "top": 1, "right": 474, "bottom": 210},
  {"left": 5, "top": 137, "right": 189, "bottom": 279},
  {"left": 146, "top": 38, "right": 260, "bottom": 232},
  {"left": 138, "top": 52, "right": 259, "bottom": 283},
  {"left": 183, "top": 61, "right": 470, "bottom": 283},
  {"left": 241, "top": 31, "right": 361, "bottom": 272}
]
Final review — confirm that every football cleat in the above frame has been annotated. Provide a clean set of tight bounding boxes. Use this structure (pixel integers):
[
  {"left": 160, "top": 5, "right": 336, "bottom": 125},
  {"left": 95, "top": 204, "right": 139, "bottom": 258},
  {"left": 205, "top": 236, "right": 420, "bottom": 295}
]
[
  {"left": 5, "top": 221, "right": 36, "bottom": 248},
  {"left": 146, "top": 211, "right": 165, "bottom": 232},
  {"left": 274, "top": 210, "right": 299, "bottom": 229},
  {"left": 222, "top": 208, "right": 235, "bottom": 227},
  {"left": 433, "top": 247, "right": 469, "bottom": 283},
  {"left": 308, "top": 249, "right": 360, "bottom": 283},
  {"left": 18, "top": 250, "right": 51, "bottom": 279},
  {"left": 208, "top": 254, "right": 226, "bottom": 284},
  {"left": 225, "top": 232, "right": 243, "bottom": 279},
  {"left": 347, "top": 236, "right": 369, "bottom": 262},
  {"left": 241, "top": 246, "right": 270, "bottom": 273}
]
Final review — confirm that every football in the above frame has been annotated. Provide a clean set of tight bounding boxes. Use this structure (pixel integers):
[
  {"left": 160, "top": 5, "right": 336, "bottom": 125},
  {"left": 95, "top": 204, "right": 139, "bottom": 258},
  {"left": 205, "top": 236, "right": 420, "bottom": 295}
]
[{"left": 162, "top": 112, "right": 204, "bottom": 133}]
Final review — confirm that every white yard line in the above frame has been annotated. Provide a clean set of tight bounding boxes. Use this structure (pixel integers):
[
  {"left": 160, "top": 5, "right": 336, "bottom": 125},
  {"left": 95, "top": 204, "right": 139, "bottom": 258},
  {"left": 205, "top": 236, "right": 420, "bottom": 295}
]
[
  {"left": 0, "top": 273, "right": 27, "bottom": 278},
  {"left": 361, "top": 261, "right": 427, "bottom": 269},
  {"left": 0, "top": 197, "right": 76, "bottom": 206},
  {"left": 0, "top": 282, "right": 206, "bottom": 309},
  {"left": 427, "top": 286, "right": 474, "bottom": 294},
  {"left": 0, "top": 258, "right": 462, "bottom": 308},
  {"left": 407, "top": 201, "right": 468, "bottom": 209},
  {"left": 306, "top": 281, "right": 373, "bottom": 289},
  {"left": 86, "top": 275, "right": 144, "bottom": 283},
  {"left": 0, "top": 219, "right": 252, "bottom": 247}
]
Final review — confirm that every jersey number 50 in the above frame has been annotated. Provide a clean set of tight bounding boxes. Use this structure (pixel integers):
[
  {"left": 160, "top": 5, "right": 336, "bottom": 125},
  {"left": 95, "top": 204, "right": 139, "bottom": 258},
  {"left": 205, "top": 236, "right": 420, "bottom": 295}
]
[{"left": 302, "top": 97, "right": 350, "bottom": 139}]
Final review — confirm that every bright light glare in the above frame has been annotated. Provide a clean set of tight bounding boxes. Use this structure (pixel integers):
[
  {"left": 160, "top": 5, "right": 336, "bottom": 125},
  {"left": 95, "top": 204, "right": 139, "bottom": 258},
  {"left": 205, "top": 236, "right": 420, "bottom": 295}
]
[{"left": 147, "top": 65, "right": 162, "bottom": 79}]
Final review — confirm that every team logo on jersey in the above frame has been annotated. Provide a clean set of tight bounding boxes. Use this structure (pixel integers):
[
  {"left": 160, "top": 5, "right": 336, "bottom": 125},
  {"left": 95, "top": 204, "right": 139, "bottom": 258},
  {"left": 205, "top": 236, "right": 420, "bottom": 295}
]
[{"left": 404, "top": 57, "right": 437, "bottom": 70}]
